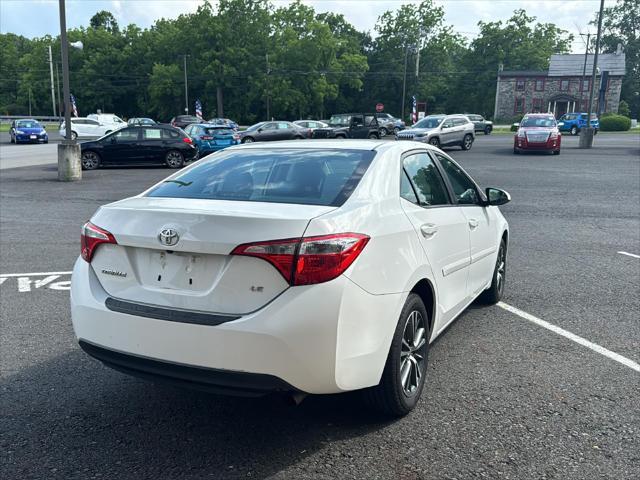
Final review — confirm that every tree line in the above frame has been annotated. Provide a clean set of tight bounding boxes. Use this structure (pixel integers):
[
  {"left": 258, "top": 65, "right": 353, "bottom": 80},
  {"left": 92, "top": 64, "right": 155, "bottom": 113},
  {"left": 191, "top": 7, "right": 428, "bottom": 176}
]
[{"left": 0, "top": 0, "right": 637, "bottom": 123}]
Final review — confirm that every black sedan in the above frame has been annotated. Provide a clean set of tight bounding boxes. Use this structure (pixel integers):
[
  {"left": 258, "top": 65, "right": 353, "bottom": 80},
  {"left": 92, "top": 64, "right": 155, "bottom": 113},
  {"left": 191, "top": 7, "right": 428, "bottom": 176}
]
[
  {"left": 79, "top": 125, "right": 198, "bottom": 170},
  {"left": 239, "top": 121, "right": 311, "bottom": 143},
  {"left": 170, "top": 115, "right": 200, "bottom": 129}
]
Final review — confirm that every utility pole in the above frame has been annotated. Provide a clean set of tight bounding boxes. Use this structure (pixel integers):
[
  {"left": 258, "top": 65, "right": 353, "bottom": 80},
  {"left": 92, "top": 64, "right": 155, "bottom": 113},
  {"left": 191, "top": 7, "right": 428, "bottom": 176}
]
[
  {"left": 266, "top": 53, "right": 270, "bottom": 120},
  {"left": 401, "top": 45, "right": 410, "bottom": 121},
  {"left": 48, "top": 45, "right": 57, "bottom": 118},
  {"left": 55, "top": 62, "right": 62, "bottom": 115},
  {"left": 28, "top": 88, "right": 32, "bottom": 116},
  {"left": 57, "top": 0, "right": 81, "bottom": 181},
  {"left": 580, "top": 32, "right": 591, "bottom": 106},
  {"left": 580, "top": 0, "right": 605, "bottom": 149},
  {"left": 181, "top": 54, "right": 189, "bottom": 114}
]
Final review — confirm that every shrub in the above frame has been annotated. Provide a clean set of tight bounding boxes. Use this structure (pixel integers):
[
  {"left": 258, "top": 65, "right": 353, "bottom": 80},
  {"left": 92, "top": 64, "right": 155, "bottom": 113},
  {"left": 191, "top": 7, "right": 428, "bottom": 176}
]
[
  {"left": 599, "top": 114, "right": 632, "bottom": 131},
  {"left": 618, "top": 100, "right": 630, "bottom": 118}
]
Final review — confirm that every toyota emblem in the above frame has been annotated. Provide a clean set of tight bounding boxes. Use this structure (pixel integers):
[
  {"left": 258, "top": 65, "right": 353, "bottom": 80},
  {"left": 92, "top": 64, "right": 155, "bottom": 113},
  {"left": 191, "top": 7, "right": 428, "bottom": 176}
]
[{"left": 158, "top": 227, "right": 179, "bottom": 246}]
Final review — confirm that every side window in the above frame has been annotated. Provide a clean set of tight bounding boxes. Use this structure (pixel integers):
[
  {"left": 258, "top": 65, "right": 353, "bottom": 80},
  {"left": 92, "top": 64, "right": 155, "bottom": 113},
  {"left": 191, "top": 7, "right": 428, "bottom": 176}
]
[
  {"left": 402, "top": 153, "right": 450, "bottom": 206},
  {"left": 442, "top": 119, "right": 454, "bottom": 128},
  {"left": 453, "top": 118, "right": 466, "bottom": 126},
  {"left": 87, "top": 119, "right": 100, "bottom": 126},
  {"left": 351, "top": 115, "right": 364, "bottom": 127},
  {"left": 365, "top": 115, "right": 376, "bottom": 126},
  {"left": 143, "top": 128, "right": 162, "bottom": 140},
  {"left": 114, "top": 129, "right": 139, "bottom": 142},
  {"left": 277, "top": 122, "right": 291, "bottom": 129},
  {"left": 263, "top": 123, "right": 277, "bottom": 130},
  {"left": 435, "top": 154, "right": 480, "bottom": 205},
  {"left": 162, "top": 129, "right": 180, "bottom": 139},
  {"left": 400, "top": 169, "right": 419, "bottom": 205}
]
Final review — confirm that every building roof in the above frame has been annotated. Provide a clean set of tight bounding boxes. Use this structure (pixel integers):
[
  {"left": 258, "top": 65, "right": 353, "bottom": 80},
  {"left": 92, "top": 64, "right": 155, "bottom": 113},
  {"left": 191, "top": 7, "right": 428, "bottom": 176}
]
[
  {"left": 548, "top": 53, "right": 626, "bottom": 76},
  {"left": 497, "top": 70, "right": 547, "bottom": 77}
]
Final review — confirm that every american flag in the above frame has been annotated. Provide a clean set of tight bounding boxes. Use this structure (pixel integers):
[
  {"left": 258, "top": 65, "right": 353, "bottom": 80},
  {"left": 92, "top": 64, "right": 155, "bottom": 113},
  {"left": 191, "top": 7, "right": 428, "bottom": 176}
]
[
  {"left": 70, "top": 94, "right": 78, "bottom": 117},
  {"left": 195, "top": 99, "right": 203, "bottom": 119},
  {"left": 411, "top": 95, "right": 417, "bottom": 124}
]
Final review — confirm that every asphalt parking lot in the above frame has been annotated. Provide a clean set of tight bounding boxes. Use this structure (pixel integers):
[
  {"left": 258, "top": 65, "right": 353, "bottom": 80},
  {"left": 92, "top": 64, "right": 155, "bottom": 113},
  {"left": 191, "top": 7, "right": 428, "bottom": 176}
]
[{"left": 1, "top": 134, "right": 639, "bottom": 479}]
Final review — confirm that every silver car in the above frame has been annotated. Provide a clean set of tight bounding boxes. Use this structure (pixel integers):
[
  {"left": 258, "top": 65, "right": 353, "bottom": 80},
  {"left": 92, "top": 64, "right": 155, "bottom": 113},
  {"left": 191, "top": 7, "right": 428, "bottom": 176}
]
[{"left": 396, "top": 114, "right": 475, "bottom": 150}]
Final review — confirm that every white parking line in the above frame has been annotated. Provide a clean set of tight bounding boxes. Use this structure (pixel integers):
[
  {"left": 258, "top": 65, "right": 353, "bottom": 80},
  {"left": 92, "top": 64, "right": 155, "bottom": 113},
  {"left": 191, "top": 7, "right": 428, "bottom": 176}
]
[
  {"left": 0, "top": 270, "right": 72, "bottom": 278},
  {"left": 617, "top": 251, "right": 640, "bottom": 259},
  {"left": 498, "top": 302, "right": 640, "bottom": 373}
]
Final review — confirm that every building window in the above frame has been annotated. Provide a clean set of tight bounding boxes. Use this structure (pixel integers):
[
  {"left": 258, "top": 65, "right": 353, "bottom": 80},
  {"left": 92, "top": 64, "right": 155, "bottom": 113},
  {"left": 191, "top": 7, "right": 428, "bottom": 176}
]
[
  {"left": 580, "top": 79, "right": 590, "bottom": 92},
  {"left": 514, "top": 98, "right": 525, "bottom": 114},
  {"left": 560, "top": 78, "right": 570, "bottom": 91},
  {"left": 532, "top": 98, "right": 543, "bottom": 112},
  {"left": 516, "top": 79, "right": 525, "bottom": 91},
  {"left": 535, "top": 78, "right": 545, "bottom": 91}
]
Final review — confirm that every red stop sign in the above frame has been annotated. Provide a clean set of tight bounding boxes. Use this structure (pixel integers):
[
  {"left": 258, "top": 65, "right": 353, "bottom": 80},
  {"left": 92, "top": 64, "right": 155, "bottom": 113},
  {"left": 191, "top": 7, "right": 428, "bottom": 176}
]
[{"left": 375, "top": 103, "right": 384, "bottom": 112}]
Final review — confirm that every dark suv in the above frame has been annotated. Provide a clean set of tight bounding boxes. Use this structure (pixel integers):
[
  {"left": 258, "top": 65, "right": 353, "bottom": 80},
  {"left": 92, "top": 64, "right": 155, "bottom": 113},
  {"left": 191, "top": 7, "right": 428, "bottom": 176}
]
[
  {"left": 170, "top": 115, "right": 200, "bottom": 129},
  {"left": 312, "top": 113, "right": 380, "bottom": 139}
]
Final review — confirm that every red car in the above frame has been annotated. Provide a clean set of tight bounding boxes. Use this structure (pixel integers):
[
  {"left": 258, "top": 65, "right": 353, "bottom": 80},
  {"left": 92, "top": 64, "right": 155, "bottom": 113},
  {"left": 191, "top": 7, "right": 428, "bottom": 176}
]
[{"left": 513, "top": 113, "right": 561, "bottom": 155}]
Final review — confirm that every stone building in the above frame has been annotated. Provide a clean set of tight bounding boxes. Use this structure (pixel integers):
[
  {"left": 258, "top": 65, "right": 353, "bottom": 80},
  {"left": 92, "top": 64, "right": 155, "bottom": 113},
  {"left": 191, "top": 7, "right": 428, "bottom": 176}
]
[{"left": 493, "top": 51, "right": 626, "bottom": 121}]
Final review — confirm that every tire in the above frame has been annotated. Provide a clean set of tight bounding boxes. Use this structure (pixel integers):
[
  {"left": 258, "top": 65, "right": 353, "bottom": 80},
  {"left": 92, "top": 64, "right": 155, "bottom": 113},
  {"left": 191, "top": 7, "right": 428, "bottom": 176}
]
[
  {"left": 428, "top": 137, "right": 440, "bottom": 148},
  {"left": 461, "top": 134, "right": 473, "bottom": 151},
  {"left": 379, "top": 127, "right": 388, "bottom": 137},
  {"left": 10, "top": 135, "right": 15, "bottom": 144},
  {"left": 594, "top": 129, "right": 598, "bottom": 135},
  {"left": 165, "top": 150, "right": 184, "bottom": 168},
  {"left": 363, "top": 293, "right": 429, "bottom": 417},
  {"left": 336, "top": 134, "right": 346, "bottom": 139},
  {"left": 241, "top": 137, "right": 254, "bottom": 144},
  {"left": 368, "top": 133, "right": 380, "bottom": 139},
  {"left": 553, "top": 149, "right": 560, "bottom": 155},
  {"left": 70, "top": 131, "right": 78, "bottom": 141},
  {"left": 478, "top": 239, "right": 506, "bottom": 304},
  {"left": 484, "top": 126, "right": 492, "bottom": 135},
  {"left": 513, "top": 147, "right": 520, "bottom": 154},
  {"left": 81, "top": 151, "right": 101, "bottom": 170},
  {"left": 393, "top": 127, "right": 400, "bottom": 135},
  {"left": 570, "top": 126, "right": 578, "bottom": 136},
  {"left": 294, "top": 135, "right": 304, "bottom": 140}
]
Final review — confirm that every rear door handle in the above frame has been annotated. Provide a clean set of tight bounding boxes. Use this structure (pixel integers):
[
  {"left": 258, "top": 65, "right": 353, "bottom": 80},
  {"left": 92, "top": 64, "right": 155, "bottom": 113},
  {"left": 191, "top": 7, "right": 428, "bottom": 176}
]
[
  {"left": 420, "top": 223, "right": 438, "bottom": 238},
  {"left": 468, "top": 218, "right": 479, "bottom": 229}
]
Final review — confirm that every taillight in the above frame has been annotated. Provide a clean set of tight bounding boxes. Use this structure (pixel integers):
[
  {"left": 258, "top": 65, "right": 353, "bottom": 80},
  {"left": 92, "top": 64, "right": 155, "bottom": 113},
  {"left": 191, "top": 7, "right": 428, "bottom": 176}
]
[
  {"left": 81, "top": 222, "right": 117, "bottom": 262},
  {"left": 200, "top": 135, "right": 213, "bottom": 140},
  {"left": 231, "top": 233, "right": 369, "bottom": 285},
  {"left": 182, "top": 137, "right": 193, "bottom": 144}
]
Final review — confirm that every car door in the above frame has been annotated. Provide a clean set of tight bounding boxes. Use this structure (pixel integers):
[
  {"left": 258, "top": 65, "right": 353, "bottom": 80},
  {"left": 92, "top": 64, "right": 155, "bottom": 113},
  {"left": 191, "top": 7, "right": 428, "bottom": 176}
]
[
  {"left": 349, "top": 115, "right": 368, "bottom": 138},
  {"left": 100, "top": 128, "right": 141, "bottom": 164},
  {"left": 399, "top": 151, "right": 472, "bottom": 331},
  {"left": 257, "top": 122, "right": 278, "bottom": 141},
  {"left": 439, "top": 118, "right": 456, "bottom": 145},
  {"left": 434, "top": 152, "right": 497, "bottom": 299},
  {"left": 139, "top": 127, "right": 165, "bottom": 163},
  {"left": 277, "top": 122, "right": 295, "bottom": 140}
]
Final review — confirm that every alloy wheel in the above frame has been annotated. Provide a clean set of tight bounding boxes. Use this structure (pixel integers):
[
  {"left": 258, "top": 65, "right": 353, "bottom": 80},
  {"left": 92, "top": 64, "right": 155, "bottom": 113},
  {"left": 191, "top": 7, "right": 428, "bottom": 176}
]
[
  {"left": 496, "top": 243, "right": 506, "bottom": 295},
  {"left": 81, "top": 151, "right": 99, "bottom": 170},
  {"left": 400, "top": 310, "right": 427, "bottom": 397},
  {"left": 463, "top": 135, "right": 473, "bottom": 150},
  {"left": 380, "top": 127, "right": 388, "bottom": 136},
  {"left": 166, "top": 151, "right": 183, "bottom": 168},
  {"left": 429, "top": 137, "right": 440, "bottom": 147}
]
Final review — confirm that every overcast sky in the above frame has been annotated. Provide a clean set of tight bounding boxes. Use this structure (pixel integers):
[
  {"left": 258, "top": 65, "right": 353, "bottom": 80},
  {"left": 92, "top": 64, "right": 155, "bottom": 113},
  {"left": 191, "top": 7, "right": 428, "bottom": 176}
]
[{"left": 1, "top": 0, "right": 613, "bottom": 53}]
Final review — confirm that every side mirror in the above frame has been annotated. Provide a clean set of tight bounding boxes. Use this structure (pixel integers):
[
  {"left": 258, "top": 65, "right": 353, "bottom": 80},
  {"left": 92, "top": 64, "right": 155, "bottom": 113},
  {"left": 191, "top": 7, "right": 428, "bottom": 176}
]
[
  {"left": 485, "top": 187, "right": 511, "bottom": 206},
  {"left": 257, "top": 128, "right": 263, "bottom": 133},
  {"left": 442, "top": 123, "right": 452, "bottom": 129},
  {"left": 557, "top": 122, "right": 564, "bottom": 127}
]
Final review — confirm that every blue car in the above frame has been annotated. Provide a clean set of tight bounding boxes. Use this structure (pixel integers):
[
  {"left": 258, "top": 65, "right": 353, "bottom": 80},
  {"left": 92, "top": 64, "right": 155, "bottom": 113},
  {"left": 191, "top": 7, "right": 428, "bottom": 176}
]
[
  {"left": 9, "top": 119, "right": 49, "bottom": 144},
  {"left": 557, "top": 112, "right": 599, "bottom": 136},
  {"left": 184, "top": 123, "right": 240, "bottom": 155},
  {"left": 207, "top": 117, "right": 239, "bottom": 130}
]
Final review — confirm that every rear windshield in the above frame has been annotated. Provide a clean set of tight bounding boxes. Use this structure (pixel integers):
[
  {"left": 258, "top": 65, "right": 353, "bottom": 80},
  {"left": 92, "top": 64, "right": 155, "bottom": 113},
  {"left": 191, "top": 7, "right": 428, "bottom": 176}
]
[
  {"left": 205, "top": 127, "right": 234, "bottom": 135},
  {"left": 147, "top": 148, "right": 375, "bottom": 207}
]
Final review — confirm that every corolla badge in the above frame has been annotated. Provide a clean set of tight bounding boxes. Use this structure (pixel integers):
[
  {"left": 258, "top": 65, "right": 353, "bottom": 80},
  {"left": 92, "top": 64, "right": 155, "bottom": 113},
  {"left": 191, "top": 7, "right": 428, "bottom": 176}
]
[{"left": 158, "top": 227, "right": 180, "bottom": 246}]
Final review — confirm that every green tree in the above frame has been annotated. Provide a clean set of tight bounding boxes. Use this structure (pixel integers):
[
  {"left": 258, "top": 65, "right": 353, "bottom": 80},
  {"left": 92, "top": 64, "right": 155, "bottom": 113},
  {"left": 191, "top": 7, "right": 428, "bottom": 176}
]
[
  {"left": 89, "top": 10, "right": 119, "bottom": 34},
  {"left": 595, "top": 0, "right": 639, "bottom": 118},
  {"left": 457, "top": 10, "right": 573, "bottom": 119}
]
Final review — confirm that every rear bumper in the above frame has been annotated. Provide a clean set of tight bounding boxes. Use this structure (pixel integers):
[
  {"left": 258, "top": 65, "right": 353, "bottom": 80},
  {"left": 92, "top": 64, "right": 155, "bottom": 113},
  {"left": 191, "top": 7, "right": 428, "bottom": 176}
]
[
  {"left": 71, "top": 258, "right": 403, "bottom": 394},
  {"left": 79, "top": 340, "right": 295, "bottom": 396}
]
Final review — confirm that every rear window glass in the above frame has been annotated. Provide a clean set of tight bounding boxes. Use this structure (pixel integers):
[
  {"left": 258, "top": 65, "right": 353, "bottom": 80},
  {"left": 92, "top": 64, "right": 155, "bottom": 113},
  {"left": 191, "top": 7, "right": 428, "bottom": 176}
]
[
  {"left": 147, "top": 148, "right": 375, "bottom": 207},
  {"left": 204, "top": 127, "right": 234, "bottom": 135}
]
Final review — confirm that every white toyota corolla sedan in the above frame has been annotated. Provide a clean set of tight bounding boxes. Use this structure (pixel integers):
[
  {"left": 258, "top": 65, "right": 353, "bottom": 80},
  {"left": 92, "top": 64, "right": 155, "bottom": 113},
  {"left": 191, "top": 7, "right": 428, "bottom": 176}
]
[{"left": 71, "top": 140, "right": 510, "bottom": 416}]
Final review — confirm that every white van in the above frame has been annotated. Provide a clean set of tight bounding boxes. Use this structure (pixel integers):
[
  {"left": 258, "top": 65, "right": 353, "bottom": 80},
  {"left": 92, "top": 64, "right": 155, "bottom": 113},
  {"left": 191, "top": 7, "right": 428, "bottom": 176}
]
[
  {"left": 58, "top": 117, "right": 115, "bottom": 140},
  {"left": 87, "top": 113, "right": 127, "bottom": 132}
]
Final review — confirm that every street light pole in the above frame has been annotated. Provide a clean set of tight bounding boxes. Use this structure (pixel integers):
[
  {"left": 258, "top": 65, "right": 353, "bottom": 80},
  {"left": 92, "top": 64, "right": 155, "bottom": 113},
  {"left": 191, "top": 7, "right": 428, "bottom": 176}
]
[
  {"left": 580, "top": 0, "right": 605, "bottom": 149},
  {"left": 182, "top": 54, "right": 189, "bottom": 114},
  {"left": 401, "top": 45, "right": 409, "bottom": 121},
  {"left": 57, "top": 0, "right": 81, "bottom": 181},
  {"left": 48, "top": 45, "right": 57, "bottom": 118}
]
